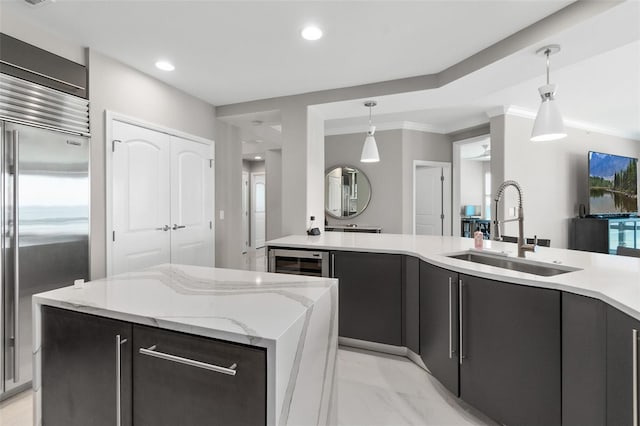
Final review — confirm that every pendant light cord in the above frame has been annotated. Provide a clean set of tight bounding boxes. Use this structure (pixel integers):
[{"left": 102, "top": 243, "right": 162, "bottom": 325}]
[
  {"left": 545, "top": 49, "right": 550, "bottom": 85},
  {"left": 368, "top": 105, "right": 372, "bottom": 127}
]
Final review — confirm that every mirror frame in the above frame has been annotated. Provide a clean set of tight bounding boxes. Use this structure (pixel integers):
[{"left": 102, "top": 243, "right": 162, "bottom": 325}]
[{"left": 324, "top": 165, "right": 372, "bottom": 220}]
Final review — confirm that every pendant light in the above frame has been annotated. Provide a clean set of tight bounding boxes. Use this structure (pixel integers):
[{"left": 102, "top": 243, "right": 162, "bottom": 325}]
[
  {"left": 361, "top": 101, "right": 380, "bottom": 163},
  {"left": 531, "top": 44, "right": 567, "bottom": 142}
]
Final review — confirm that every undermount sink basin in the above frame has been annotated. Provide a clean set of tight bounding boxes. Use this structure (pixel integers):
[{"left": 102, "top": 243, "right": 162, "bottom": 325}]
[{"left": 447, "top": 251, "right": 581, "bottom": 277}]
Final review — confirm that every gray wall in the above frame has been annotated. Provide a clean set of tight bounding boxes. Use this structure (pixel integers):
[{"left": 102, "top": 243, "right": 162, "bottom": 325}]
[
  {"left": 401, "top": 129, "right": 452, "bottom": 233},
  {"left": 215, "top": 120, "right": 244, "bottom": 268},
  {"left": 325, "top": 129, "right": 452, "bottom": 234},
  {"left": 326, "top": 130, "right": 403, "bottom": 233},
  {"left": 265, "top": 150, "right": 283, "bottom": 240},
  {"left": 493, "top": 114, "right": 640, "bottom": 248},
  {"left": 89, "top": 51, "right": 217, "bottom": 278},
  {"left": 0, "top": 15, "right": 223, "bottom": 278}
]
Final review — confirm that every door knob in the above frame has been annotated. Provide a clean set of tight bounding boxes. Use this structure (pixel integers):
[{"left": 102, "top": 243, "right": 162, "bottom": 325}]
[
  {"left": 156, "top": 225, "right": 170, "bottom": 231},
  {"left": 172, "top": 224, "right": 186, "bottom": 230}
]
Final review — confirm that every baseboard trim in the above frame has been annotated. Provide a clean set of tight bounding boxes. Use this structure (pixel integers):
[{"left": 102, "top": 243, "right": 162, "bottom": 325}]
[{"left": 338, "top": 337, "right": 407, "bottom": 356}]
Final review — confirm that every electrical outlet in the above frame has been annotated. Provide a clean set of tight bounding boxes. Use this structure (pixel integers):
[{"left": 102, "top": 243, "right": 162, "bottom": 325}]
[{"left": 219, "top": 210, "right": 224, "bottom": 220}]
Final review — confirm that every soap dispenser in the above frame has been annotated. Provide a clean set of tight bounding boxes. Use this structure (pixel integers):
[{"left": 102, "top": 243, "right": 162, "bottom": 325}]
[{"left": 473, "top": 227, "right": 484, "bottom": 249}]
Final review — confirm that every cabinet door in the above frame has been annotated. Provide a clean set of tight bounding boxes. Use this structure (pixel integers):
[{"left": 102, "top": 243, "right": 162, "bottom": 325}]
[
  {"left": 419, "top": 262, "right": 459, "bottom": 396},
  {"left": 333, "top": 251, "right": 402, "bottom": 345},
  {"left": 562, "top": 293, "right": 606, "bottom": 426},
  {"left": 133, "top": 325, "right": 267, "bottom": 426},
  {"left": 459, "top": 275, "right": 561, "bottom": 426},
  {"left": 42, "top": 306, "right": 132, "bottom": 426},
  {"left": 607, "top": 306, "right": 640, "bottom": 426}
]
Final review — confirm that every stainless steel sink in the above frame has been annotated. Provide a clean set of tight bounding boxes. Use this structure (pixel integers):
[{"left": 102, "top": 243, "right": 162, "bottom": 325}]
[{"left": 447, "top": 251, "right": 581, "bottom": 277}]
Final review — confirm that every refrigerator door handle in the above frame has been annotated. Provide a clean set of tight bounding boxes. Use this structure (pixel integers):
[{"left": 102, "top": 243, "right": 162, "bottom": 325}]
[{"left": 11, "top": 129, "right": 19, "bottom": 383}]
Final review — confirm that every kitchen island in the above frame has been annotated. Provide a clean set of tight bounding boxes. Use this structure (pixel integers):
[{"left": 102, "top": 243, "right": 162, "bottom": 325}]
[
  {"left": 268, "top": 232, "right": 640, "bottom": 426},
  {"left": 268, "top": 232, "right": 639, "bottom": 320},
  {"left": 32, "top": 264, "right": 338, "bottom": 426}
]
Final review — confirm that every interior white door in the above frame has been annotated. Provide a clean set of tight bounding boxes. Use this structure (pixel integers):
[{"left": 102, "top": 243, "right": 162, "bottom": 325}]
[
  {"left": 252, "top": 173, "right": 266, "bottom": 248},
  {"left": 415, "top": 166, "right": 452, "bottom": 236},
  {"left": 169, "top": 135, "right": 214, "bottom": 267},
  {"left": 242, "top": 171, "right": 249, "bottom": 253},
  {"left": 112, "top": 121, "right": 171, "bottom": 274}
]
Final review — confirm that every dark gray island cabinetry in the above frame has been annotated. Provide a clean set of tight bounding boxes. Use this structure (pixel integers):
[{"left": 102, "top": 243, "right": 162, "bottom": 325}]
[
  {"left": 266, "top": 232, "right": 640, "bottom": 426},
  {"left": 419, "top": 261, "right": 459, "bottom": 396},
  {"left": 42, "top": 306, "right": 266, "bottom": 426},
  {"left": 607, "top": 305, "right": 640, "bottom": 426},
  {"left": 331, "top": 251, "right": 403, "bottom": 346},
  {"left": 34, "top": 264, "right": 338, "bottom": 426},
  {"left": 458, "top": 274, "right": 561, "bottom": 426}
]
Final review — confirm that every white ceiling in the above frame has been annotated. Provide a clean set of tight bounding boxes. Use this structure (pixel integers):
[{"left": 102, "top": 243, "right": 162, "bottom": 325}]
[
  {"left": 3, "top": 0, "right": 638, "bottom": 151},
  {"left": 320, "top": 1, "right": 640, "bottom": 140},
  {"left": 3, "top": 0, "right": 571, "bottom": 106}
]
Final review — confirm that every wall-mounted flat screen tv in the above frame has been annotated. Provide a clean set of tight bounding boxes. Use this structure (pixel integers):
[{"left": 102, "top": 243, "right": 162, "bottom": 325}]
[{"left": 588, "top": 151, "right": 638, "bottom": 216}]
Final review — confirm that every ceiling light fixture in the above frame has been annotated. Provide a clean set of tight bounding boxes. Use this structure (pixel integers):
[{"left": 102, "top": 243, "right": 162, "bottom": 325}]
[
  {"left": 531, "top": 45, "right": 566, "bottom": 142},
  {"left": 361, "top": 101, "right": 380, "bottom": 163},
  {"left": 155, "top": 60, "right": 175, "bottom": 72},
  {"left": 254, "top": 156, "right": 262, "bottom": 160},
  {"left": 301, "top": 26, "right": 323, "bottom": 41}
]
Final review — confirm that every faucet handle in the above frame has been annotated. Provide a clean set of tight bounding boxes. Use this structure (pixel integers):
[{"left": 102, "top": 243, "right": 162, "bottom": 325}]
[{"left": 533, "top": 235, "right": 538, "bottom": 245}]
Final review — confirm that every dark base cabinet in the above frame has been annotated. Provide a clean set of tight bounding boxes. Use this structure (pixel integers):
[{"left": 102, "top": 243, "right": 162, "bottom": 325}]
[
  {"left": 562, "top": 293, "right": 607, "bottom": 426},
  {"left": 332, "top": 251, "right": 402, "bottom": 346},
  {"left": 133, "top": 325, "right": 266, "bottom": 426},
  {"left": 607, "top": 305, "right": 640, "bottom": 426},
  {"left": 459, "top": 275, "right": 561, "bottom": 426},
  {"left": 403, "top": 256, "right": 420, "bottom": 354},
  {"left": 419, "top": 261, "right": 459, "bottom": 396},
  {"left": 42, "top": 307, "right": 267, "bottom": 426}
]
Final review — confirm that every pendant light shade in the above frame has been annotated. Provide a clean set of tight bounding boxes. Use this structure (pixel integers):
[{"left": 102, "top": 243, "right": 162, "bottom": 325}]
[
  {"left": 361, "top": 101, "right": 380, "bottom": 163},
  {"left": 530, "top": 45, "right": 567, "bottom": 142},
  {"left": 531, "top": 84, "right": 567, "bottom": 142},
  {"left": 361, "top": 125, "right": 379, "bottom": 162}
]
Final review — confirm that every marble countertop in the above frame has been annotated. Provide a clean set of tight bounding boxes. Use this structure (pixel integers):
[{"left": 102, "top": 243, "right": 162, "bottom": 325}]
[
  {"left": 267, "top": 233, "right": 640, "bottom": 321},
  {"left": 33, "top": 263, "right": 338, "bottom": 347}
]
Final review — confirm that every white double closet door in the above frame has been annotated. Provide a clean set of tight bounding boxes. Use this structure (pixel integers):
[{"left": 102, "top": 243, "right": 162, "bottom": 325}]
[{"left": 111, "top": 120, "right": 214, "bottom": 275}]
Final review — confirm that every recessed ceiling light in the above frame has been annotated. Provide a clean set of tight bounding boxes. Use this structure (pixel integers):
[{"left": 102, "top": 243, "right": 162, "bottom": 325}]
[
  {"left": 301, "top": 26, "right": 323, "bottom": 41},
  {"left": 155, "top": 60, "right": 175, "bottom": 71},
  {"left": 254, "top": 156, "right": 262, "bottom": 160}
]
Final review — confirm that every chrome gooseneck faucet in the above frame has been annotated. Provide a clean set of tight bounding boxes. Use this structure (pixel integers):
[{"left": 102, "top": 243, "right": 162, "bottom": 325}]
[{"left": 493, "top": 180, "right": 537, "bottom": 258}]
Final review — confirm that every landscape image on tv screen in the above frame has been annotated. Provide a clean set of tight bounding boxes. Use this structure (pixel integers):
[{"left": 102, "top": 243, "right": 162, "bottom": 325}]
[{"left": 589, "top": 151, "right": 638, "bottom": 215}]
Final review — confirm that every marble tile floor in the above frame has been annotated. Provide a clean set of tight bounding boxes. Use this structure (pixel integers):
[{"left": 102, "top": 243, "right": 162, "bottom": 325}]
[{"left": 1, "top": 346, "right": 495, "bottom": 426}]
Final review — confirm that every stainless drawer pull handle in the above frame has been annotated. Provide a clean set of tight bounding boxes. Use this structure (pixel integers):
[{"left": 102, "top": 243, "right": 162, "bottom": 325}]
[
  {"left": 139, "top": 345, "right": 238, "bottom": 376},
  {"left": 116, "top": 335, "right": 128, "bottom": 426},
  {"left": 633, "top": 328, "right": 638, "bottom": 426}
]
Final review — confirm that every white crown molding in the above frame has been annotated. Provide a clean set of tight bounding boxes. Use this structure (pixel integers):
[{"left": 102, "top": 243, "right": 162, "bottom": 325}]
[
  {"left": 324, "top": 120, "right": 446, "bottom": 136},
  {"left": 485, "top": 105, "right": 640, "bottom": 141}
]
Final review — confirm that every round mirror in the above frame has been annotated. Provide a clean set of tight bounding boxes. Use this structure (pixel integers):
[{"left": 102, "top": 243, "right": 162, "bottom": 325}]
[{"left": 325, "top": 166, "right": 372, "bottom": 219}]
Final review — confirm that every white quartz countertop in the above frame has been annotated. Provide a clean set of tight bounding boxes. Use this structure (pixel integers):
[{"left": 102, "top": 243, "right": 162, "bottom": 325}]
[
  {"left": 33, "top": 263, "right": 338, "bottom": 347},
  {"left": 267, "top": 233, "right": 640, "bottom": 321}
]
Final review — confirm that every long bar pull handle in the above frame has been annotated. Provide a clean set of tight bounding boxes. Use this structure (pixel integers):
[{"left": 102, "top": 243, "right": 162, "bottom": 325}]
[
  {"left": 459, "top": 279, "right": 464, "bottom": 365},
  {"left": 12, "top": 129, "right": 19, "bottom": 383},
  {"left": 139, "top": 345, "right": 238, "bottom": 376},
  {"left": 155, "top": 225, "right": 169, "bottom": 231},
  {"left": 116, "top": 335, "right": 128, "bottom": 426},
  {"left": 330, "top": 253, "right": 335, "bottom": 278},
  {"left": 634, "top": 328, "right": 638, "bottom": 426},
  {"left": 448, "top": 277, "right": 453, "bottom": 359}
]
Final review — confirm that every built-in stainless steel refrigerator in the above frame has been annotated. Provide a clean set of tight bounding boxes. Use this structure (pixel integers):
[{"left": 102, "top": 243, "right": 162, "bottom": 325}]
[{"left": 1, "top": 73, "right": 90, "bottom": 400}]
